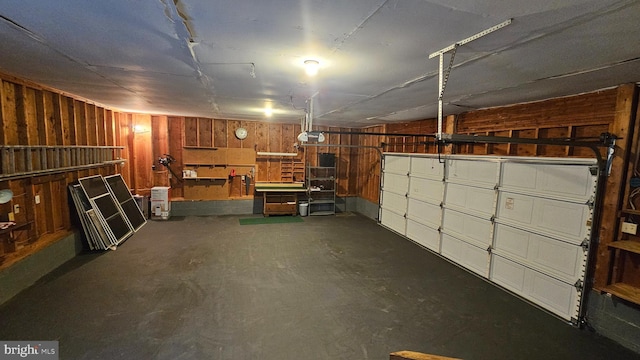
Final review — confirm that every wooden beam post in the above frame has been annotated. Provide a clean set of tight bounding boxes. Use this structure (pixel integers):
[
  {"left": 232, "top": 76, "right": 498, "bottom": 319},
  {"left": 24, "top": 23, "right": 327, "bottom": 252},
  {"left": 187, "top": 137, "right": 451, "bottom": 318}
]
[{"left": 593, "top": 83, "right": 639, "bottom": 289}]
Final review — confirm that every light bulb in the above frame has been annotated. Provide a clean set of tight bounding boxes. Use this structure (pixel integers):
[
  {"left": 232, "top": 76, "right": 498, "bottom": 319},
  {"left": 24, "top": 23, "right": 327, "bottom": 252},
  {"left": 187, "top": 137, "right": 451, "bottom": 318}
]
[{"left": 304, "top": 59, "right": 320, "bottom": 76}]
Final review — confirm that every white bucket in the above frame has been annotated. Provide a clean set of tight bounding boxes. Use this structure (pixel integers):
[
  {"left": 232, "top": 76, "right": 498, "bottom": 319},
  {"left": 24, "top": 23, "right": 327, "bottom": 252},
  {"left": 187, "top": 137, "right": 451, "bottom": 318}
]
[{"left": 299, "top": 202, "right": 309, "bottom": 216}]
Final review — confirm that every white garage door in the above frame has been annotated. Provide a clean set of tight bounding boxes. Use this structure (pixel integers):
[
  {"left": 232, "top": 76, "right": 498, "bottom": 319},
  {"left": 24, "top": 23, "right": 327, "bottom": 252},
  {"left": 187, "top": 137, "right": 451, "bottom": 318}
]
[
  {"left": 380, "top": 154, "right": 598, "bottom": 323},
  {"left": 380, "top": 156, "right": 410, "bottom": 235}
]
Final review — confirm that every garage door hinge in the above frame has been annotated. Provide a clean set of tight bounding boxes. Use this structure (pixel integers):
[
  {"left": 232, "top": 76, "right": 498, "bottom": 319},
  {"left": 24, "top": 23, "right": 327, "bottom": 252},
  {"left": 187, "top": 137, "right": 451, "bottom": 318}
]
[
  {"left": 589, "top": 166, "right": 598, "bottom": 176},
  {"left": 586, "top": 197, "right": 595, "bottom": 209},
  {"left": 405, "top": 192, "right": 409, "bottom": 198},
  {"left": 490, "top": 215, "right": 496, "bottom": 223},
  {"left": 580, "top": 239, "right": 590, "bottom": 251},
  {"left": 574, "top": 279, "right": 584, "bottom": 291},
  {"left": 487, "top": 246, "right": 492, "bottom": 254},
  {"left": 439, "top": 201, "right": 444, "bottom": 208},
  {"left": 437, "top": 226, "right": 442, "bottom": 233}
]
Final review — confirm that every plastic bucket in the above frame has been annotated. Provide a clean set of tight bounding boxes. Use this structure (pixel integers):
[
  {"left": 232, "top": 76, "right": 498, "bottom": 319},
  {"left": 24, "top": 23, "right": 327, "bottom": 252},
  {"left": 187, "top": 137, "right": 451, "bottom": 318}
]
[{"left": 299, "top": 202, "right": 309, "bottom": 216}]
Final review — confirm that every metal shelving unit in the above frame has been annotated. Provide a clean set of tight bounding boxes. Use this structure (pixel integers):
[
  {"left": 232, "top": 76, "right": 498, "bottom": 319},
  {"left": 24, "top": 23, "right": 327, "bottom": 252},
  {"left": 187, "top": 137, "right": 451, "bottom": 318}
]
[{"left": 307, "top": 165, "right": 336, "bottom": 216}]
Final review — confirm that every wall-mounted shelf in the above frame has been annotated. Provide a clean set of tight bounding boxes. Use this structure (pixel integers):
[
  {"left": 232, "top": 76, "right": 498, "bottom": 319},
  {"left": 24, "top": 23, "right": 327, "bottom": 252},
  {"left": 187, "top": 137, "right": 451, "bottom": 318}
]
[
  {"left": 183, "top": 177, "right": 228, "bottom": 181},
  {"left": 182, "top": 147, "right": 257, "bottom": 200},
  {"left": 609, "top": 240, "right": 640, "bottom": 254},
  {"left": 602, "top": 282, "right": 640, "bottom": 304}
]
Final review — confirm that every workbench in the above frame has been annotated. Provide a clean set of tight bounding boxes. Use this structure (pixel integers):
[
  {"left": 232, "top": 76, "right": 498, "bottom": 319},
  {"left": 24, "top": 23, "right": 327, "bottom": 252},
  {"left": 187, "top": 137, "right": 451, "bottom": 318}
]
[{"left": 254, "top": 183, "right": 307, "bottom": 216}]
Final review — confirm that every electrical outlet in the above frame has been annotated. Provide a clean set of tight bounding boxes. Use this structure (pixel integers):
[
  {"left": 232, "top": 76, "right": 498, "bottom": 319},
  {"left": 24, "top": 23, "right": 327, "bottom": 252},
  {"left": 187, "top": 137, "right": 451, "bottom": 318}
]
[
  {"left": 621, "top": 222, "right": 638, "bottom": 235},
  {"left": 35, "top": 195, "right": 40, "bottom": 204},
  {"left": 13, "top": 204, "right": 19, "bottom": 214}
]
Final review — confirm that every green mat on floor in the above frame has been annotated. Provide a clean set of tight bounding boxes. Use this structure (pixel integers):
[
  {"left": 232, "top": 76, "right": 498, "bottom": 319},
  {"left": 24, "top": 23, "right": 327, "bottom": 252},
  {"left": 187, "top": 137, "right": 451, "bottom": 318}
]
[{"left": 239, "top": 216, "right": 304, "bottom": 225}]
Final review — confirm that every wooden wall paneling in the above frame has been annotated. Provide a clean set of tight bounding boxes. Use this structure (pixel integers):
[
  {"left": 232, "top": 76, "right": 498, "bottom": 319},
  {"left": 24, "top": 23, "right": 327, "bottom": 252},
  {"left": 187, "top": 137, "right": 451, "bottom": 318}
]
[
  {"left": 282, "top": 124, "right": 295, "bottom": 155},
  {"left": 52, "top": 177, "right": 69, "bottom": 230},
  {"left": 198, "top": 118, "right": 213, "bottom": 147},
  {"left": 86, "top": 105, "right": 98, "bottom": 146},
  {"left": 114, "top": 112, "right": 131, "bottom": 186},
  {"left": 74, "top": 100, "right": 88, "bottom": 145},
  {"left": 457, "top": 89, "right": 617, "bottom": 133},
  {"left": 14, "top": 84, "right": 29, "bottom": 146},
  {"left": 43, "top": 91, "right": 62, "bottom": 145},
  {"left": 8, "top": 180, "right": 32, "bottom": 249},
  {"left": 240, "top": 120, "right": 255, "bottom": 149},
  {"left": 511, "top": 129, "right": 537, "bottom": 156},
  {"left": 183, "top": 148, "right": 227, "bottom": 164},
  {"left": 593, "top": 83, "right": 638, "bottom": 289},
  {"left": 573, "top": 124, "right": 610, "bottom": 158},
  {"left": 132, "top": 114, "right": 153, "bottom": 194},
  {"left": 184, "top": 117, "right": 198, "bottom": 147},
  {"left": 24, "top": 88, "right": 41, "bottom": 145},
  {"left": 254, "top": 122, "right": 269, "bottom": 182},
  {"left": 168, "top": 116, "right": 184, "bottom": 198},
  {"left": 1, "top": 81, "right": 18, "bottom": 145},
  {"left": 227, "top": 148, "right": 256, "bottom": 165},
  {"left": 60, "top": 97, "right": 76, "bottom": 145},
  {"left": 152, "top": 116, "right": 170, "bottom": 188},
  {"left": 32, "top": 182, "right": 47, "bottom": 238},
  {"left": 105, "top": 110, "right": 114, "bottom": 146},
  {"left": 488, "top": 130, "right": 510, "bottom": 155},
  {"left": 214, "top": 119, "right": 228, "bottom": 148},
  {"left": 0, "top": 80, "right": 6, "bottom": 143},
  {"left": 227, "top": 120, "right": 242, "bottom": 148},
  {"left": 537, "top": 127, "right": 569, "bottom": 156},
  {"left": 336, "top": 127, "right": 350, "bottom": 196},
  {"left": 183, "top": 180, "right": 228, "bottom": 200},
  {"left": 268, "top": 124, "right": 282, "bottom": 181},
  {"left": 96, "top": 107, "right": 106, "bottom": 146}
]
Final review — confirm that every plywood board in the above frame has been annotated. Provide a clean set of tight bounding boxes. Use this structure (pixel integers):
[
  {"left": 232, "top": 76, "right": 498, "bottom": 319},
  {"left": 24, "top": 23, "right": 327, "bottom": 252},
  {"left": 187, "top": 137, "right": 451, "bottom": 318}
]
[
  {"left": 214, "top": 119, "right": 228, "bottom": 148},
  {"left": 198, "top": 118, "right": 213, "bottom": 147},
  {"left": 227, "top": 148, "right": 256, "bottom": 165},
  {"left": 183, "top": 148, "right": 227, "bottom": 165}
]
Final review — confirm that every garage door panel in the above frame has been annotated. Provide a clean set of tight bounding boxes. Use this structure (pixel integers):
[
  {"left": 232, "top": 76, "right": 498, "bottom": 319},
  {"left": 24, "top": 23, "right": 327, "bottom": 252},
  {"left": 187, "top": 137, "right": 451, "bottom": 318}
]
[
  {"left": 444, "top": 183, "right": 496, "bottom": 216},
  {"left": 490, "top": 255, "right": 578, "bottom": 321},
  {"left": 496, "top": 192, "right": 590, "bottom": 242},
  {"left": 385, "top": 155, "right": 410, "bottom": 174},
  {"left": 441, "top": 234, "right": 490, "bottom": 277},
  {"left": 407, "top": 219, "right": 440, "bottom": 252},
  {"left": 447, "top": 159, "right": 499, "bottom": 188},
  {"left": 442, "top": 209, "right": 493, "bottom": 247},
  {"left": 410, "top": 157, "right": 444, "bottom": 180},
  {"left": 381, "top": 191, "right": 407, "bottom": 215},
  {"left": 529, "top": 268, "right": 577, "bottom": 320},
  {"left": 381, "top": 208, "right": 406, "bottom": 235},
  {"left": 501, "top": 162, "right": 596, "bottom": 202},
  {"left": 383, "top": 172, "right": 409, "bottom": 195},
  {"left": 494, "top": 224, "right": 584, "bottom": 281},
  {"left": 407, "top": 198, "right": 441, "bottom": 228},
  {"left": 409, "top": 177, "right": 444, "bottom": 204}
]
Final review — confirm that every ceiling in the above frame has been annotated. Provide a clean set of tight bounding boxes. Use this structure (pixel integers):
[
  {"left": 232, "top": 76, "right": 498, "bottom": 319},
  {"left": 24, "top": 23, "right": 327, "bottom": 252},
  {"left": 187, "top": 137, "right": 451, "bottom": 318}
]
[{"left": 0, "top": 1, "right": 639, "bottom": 128}]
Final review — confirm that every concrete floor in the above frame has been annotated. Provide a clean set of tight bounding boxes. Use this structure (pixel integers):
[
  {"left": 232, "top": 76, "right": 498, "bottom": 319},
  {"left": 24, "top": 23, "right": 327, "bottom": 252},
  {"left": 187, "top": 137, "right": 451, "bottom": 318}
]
[{"left": 0, "top": 214, "right": 638, "bottom": 360}]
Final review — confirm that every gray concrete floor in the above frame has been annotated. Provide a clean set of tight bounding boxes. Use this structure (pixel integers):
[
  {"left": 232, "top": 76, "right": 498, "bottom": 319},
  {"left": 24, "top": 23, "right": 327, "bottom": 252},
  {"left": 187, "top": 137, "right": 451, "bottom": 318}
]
[{"left": 0, "top": 214, "right": 638, "bottom": 360}]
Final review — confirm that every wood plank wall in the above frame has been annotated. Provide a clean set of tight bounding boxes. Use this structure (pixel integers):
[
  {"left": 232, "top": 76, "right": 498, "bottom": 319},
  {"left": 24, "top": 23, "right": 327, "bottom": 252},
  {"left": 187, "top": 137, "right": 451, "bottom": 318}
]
[
  {"left": 159, "top": 119, "right": 360, "bottom": 200},
  {"left": 361, "top": 89, "right": 619, "bottom": 201},
  {"left": 0, "top": 73, "right": 131, "bottom": 269}
]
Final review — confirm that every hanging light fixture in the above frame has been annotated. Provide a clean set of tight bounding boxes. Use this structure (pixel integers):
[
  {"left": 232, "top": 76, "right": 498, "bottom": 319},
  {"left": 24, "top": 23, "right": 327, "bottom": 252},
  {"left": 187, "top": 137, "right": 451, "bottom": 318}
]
[{"left": 304, "top": 59, "right": 320, "bottom": 76}]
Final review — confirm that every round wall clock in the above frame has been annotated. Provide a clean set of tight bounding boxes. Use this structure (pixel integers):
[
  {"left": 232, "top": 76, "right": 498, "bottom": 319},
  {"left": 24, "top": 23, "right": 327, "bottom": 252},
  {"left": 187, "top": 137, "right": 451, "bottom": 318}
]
[{"left": 235, "top": 127, "right": 248, "bottom": 140}]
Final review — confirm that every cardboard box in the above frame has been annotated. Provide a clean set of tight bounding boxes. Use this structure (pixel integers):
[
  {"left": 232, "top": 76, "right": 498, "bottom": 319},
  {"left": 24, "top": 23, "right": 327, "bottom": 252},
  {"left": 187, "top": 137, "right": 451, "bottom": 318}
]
[{"left": 150, "top": 186, "right": 171, "bottom": 220}]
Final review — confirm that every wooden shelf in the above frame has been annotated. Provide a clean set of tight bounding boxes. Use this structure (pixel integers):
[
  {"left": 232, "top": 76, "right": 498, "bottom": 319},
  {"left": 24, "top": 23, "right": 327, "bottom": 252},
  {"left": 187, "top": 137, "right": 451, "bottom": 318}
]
[
  {"left": 621, "top": 209, "right": 640, "bottom": 216},
  {"left": 184, "top": 177, "right": 227, "bottom": 181},
  {"left": 603, "top": 282, "right": 640, "bottom": 304},
  {"left": 608, "top": 240, "right": 640, "bottom": 254}
]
